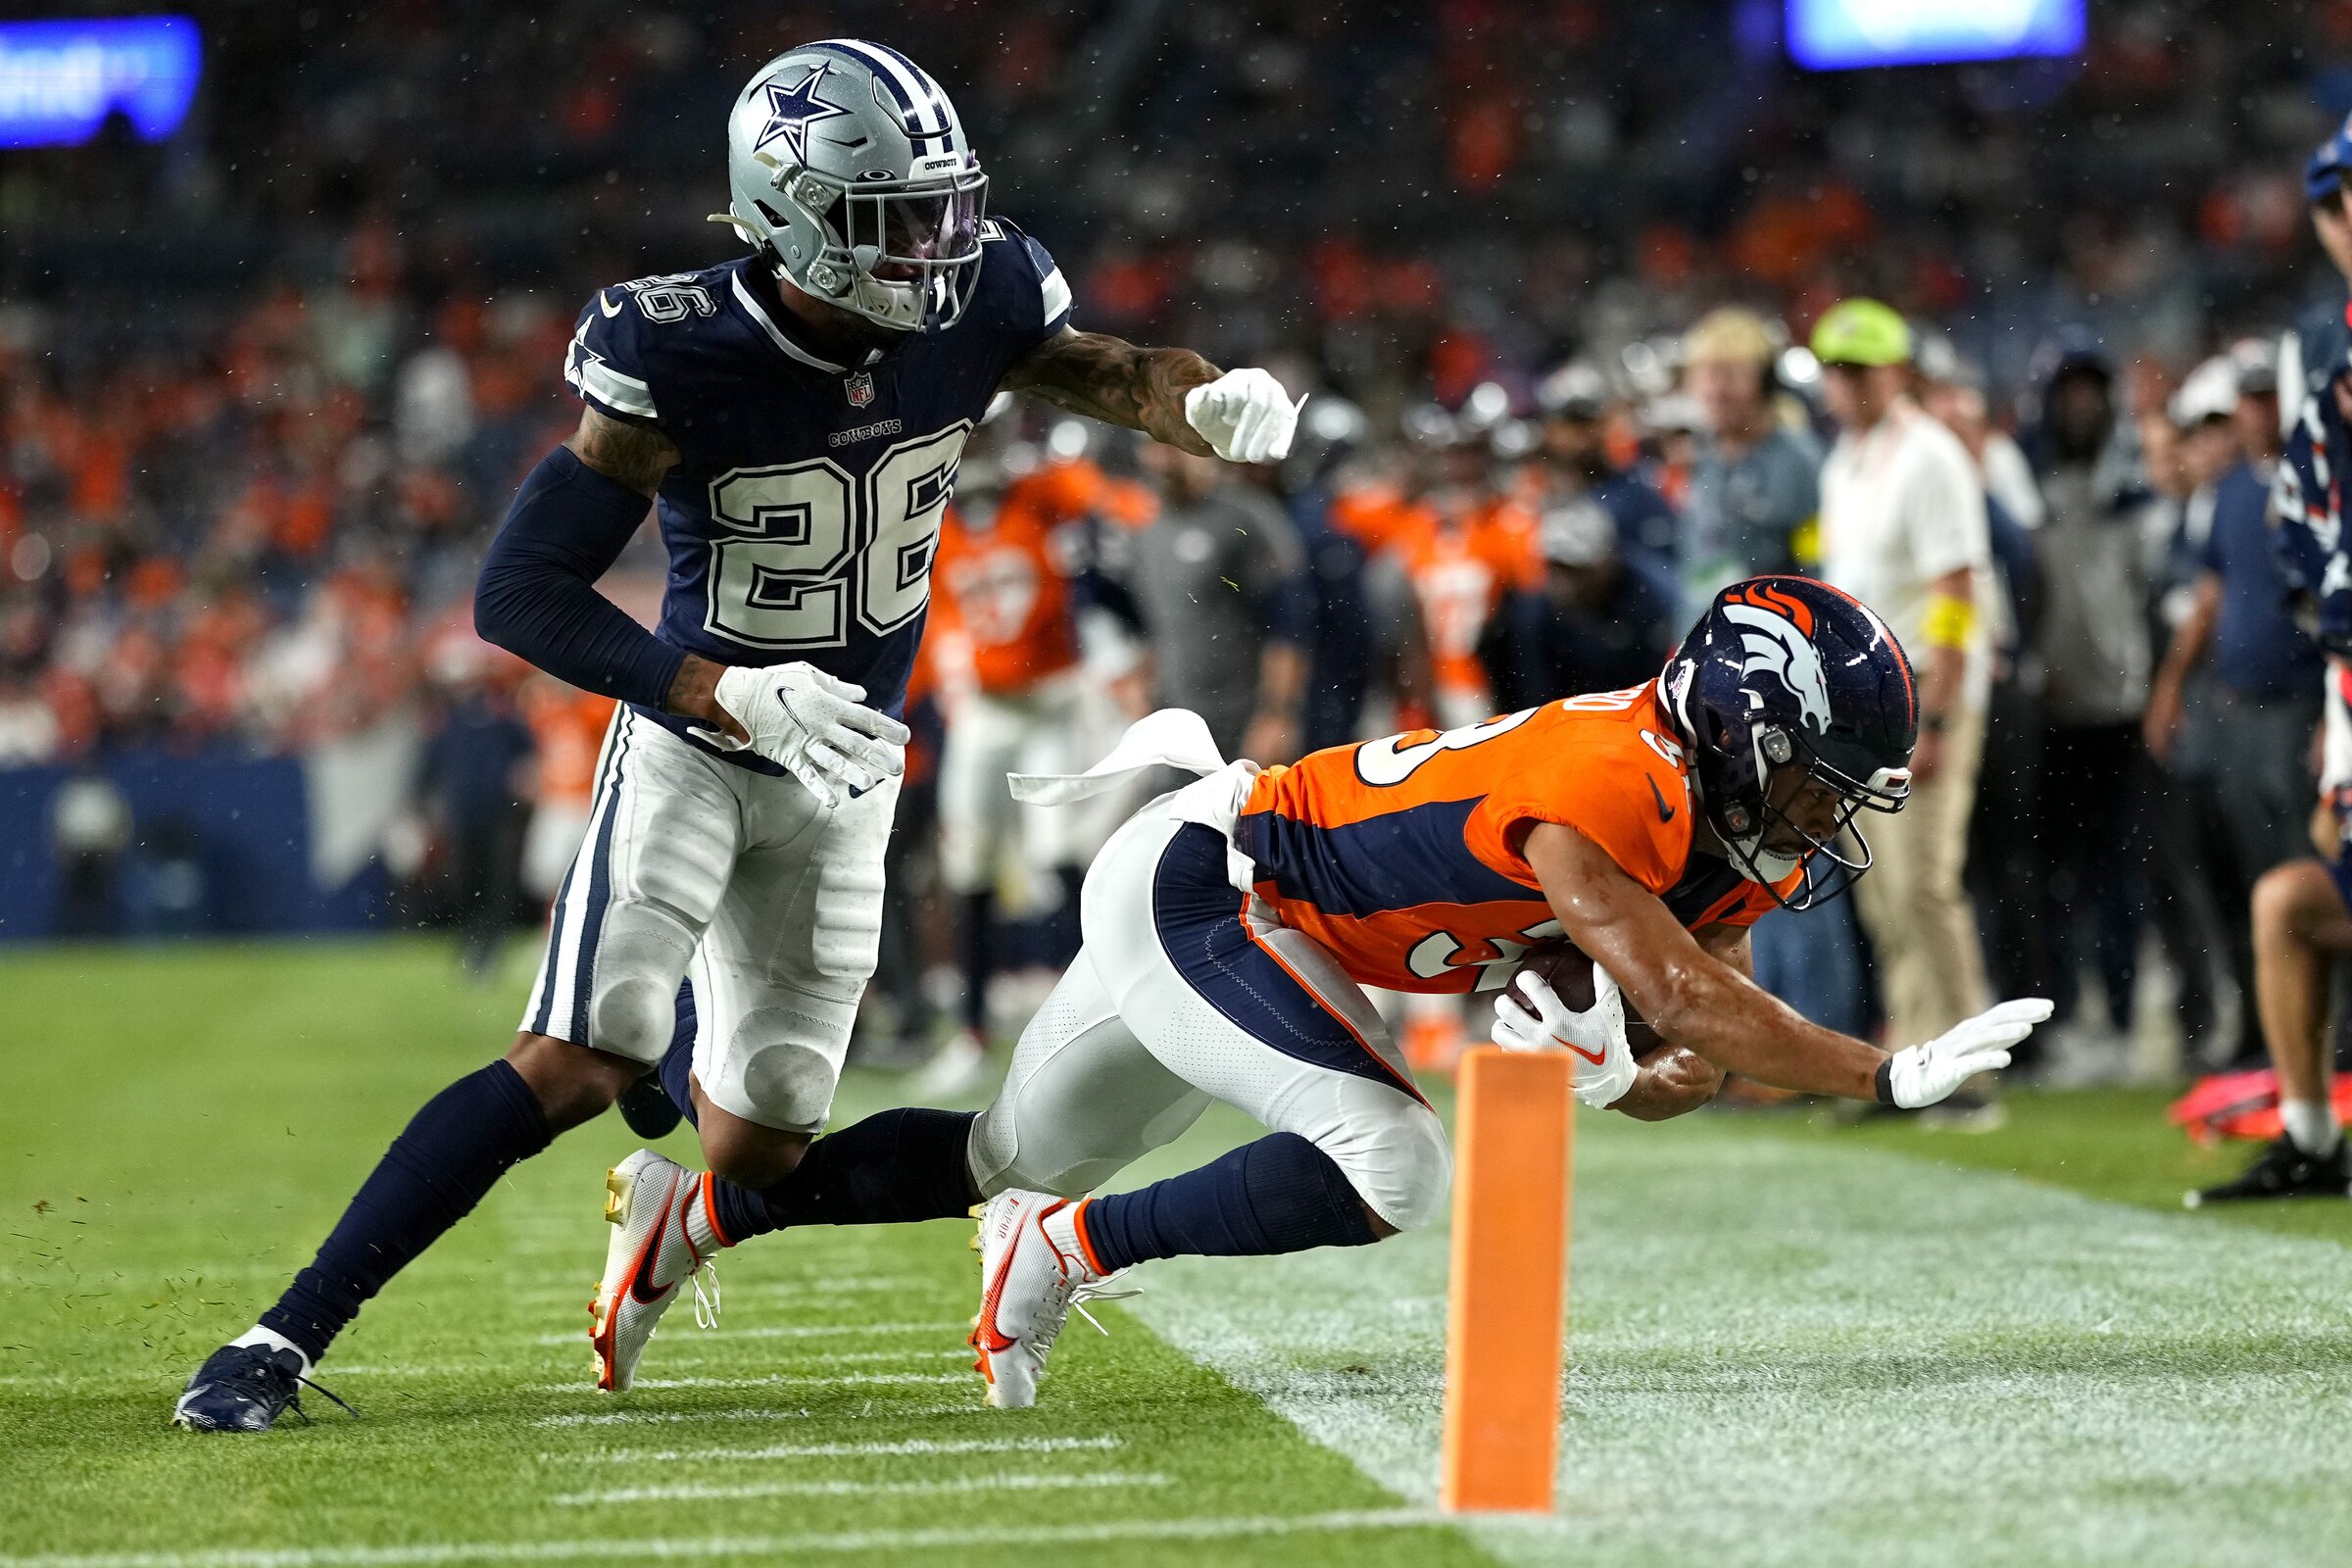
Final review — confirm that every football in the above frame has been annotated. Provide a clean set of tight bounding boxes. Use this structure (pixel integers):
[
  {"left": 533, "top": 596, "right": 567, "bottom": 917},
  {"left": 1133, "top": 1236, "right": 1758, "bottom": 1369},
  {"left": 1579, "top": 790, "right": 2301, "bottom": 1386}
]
[{"left": 1516, "top": 939, "right": 1664, "bottom": 1055}]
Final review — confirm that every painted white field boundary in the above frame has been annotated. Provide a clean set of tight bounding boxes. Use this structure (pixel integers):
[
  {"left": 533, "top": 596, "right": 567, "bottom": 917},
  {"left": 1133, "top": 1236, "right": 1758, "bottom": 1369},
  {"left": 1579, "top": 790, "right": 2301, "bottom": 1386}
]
[
  {"left": 532, "top": 1372, "right": 964, "bottom": 1393},
  {"left": 528, "top": 1320, "right": 965, "bottom": 1347},
  {"left": 0, "top": 1508, "right": 1453, "bottom": 1568},
  {"left": 552, "top": 1470, "right": 1176, "bottom": 1505},
  {"left": 561, "top": 1434, "right": 1121, "bottom": 1463},
  {"left": 1131, "top": 1112, "right": 2352, "bottom": 1568},
  {"left": 536, "top": 1402, "right": 976, "bottom": 1429}
]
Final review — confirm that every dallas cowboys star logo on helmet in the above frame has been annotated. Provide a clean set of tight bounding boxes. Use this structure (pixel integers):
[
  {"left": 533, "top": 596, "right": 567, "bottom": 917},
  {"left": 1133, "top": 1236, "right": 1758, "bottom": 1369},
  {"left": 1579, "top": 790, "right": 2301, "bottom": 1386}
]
[{"left": 753, "top": 61, "right": 851, "bottom": 166}]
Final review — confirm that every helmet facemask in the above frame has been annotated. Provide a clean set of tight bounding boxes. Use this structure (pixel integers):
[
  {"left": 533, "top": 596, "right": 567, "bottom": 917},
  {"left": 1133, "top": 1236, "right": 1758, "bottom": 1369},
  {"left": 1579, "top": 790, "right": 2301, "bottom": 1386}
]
[
  {"left": 1715, "top": 721, "right": 1910, "bottom": 911},
  {"left": 750, "top": 158, "right": 988, "bottom": 334}
]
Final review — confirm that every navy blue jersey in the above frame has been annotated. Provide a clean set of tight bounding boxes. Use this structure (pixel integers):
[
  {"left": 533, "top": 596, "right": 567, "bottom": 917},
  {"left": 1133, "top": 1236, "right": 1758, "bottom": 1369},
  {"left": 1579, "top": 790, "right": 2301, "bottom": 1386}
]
[{"left": 563, "top": 219, "right": 1071, "bottom": 768}]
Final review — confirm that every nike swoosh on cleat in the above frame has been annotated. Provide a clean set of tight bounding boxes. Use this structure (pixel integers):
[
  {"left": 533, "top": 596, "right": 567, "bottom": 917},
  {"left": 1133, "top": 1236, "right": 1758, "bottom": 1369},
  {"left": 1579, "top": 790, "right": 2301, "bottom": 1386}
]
[{"left": 1648, "top": 775, "right": 1677, "bottom": 823}]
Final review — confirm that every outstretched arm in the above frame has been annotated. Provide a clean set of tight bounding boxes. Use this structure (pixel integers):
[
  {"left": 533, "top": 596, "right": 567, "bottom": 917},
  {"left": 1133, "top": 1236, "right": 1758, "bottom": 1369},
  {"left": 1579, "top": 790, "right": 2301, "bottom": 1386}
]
[
  {"left": 1606, "top": 923, "right": 1738, "bottom": 1120},
  {"left": 1000, "top": 326, "right": 1221, "bottom": 455},
  {"left": 1522, "top": 821, "right": 1886, "bottom": 1100}
]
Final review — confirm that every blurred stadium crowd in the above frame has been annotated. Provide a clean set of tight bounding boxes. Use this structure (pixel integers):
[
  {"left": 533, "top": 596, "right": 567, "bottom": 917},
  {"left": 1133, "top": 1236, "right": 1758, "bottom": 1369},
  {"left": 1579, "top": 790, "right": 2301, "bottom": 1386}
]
[{"left": 6, "top": 0, "right": 2352, "bottom": 1082}]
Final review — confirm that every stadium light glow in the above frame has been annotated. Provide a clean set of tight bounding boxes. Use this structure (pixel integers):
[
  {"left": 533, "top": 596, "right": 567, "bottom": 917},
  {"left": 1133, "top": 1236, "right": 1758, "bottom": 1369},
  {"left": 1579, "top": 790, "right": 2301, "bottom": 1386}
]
[
  {"left": 1787, "top": 0, "right": 2083, "bottom": 71},
  {"left": 0, "top": 16, "right": 201, "bottom": 149}
]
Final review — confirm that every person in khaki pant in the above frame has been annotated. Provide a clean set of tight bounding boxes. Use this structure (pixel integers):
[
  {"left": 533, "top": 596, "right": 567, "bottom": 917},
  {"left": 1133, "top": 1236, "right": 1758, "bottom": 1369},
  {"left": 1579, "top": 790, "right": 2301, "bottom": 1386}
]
[{"left": 1810, "top": 300, "right": 1999, "bottom": 1123}]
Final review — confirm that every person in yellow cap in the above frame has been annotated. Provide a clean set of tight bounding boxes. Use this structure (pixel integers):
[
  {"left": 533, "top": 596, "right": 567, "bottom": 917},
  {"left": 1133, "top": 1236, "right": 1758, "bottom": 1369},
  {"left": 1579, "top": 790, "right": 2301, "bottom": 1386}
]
[{"left": 1810, "top": 298, "right": 2000, "bottom": 1127}]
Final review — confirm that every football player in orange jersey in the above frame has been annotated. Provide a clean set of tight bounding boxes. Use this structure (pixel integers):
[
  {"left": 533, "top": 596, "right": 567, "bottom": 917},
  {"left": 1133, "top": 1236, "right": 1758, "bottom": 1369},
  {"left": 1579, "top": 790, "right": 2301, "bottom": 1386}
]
[
  {"left": 959, "top": 576, "right": 2050, "bottom": 1405},
  {"left": 924, "top": 421, "right": 1152, "bottom": 1090}
]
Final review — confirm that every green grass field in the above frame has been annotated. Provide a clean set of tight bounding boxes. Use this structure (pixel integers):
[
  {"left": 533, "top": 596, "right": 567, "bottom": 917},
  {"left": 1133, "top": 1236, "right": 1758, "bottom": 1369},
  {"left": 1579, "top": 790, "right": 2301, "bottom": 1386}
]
[{"left": 7, "top": 938, "right": 2352, "bottom": 1567}]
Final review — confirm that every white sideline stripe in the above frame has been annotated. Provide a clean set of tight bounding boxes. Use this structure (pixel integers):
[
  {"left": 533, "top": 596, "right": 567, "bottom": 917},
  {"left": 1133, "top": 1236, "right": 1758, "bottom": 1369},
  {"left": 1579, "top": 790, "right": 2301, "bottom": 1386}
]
[
  {"left": 536, "top": 1402, "right": 976, "bottom": 1429},
  {"left": 529, "top": 1319, "right": 964, "bottom": 1346},
  {"left": 514, "top": 1275, "right": 917, "bottom": 1298},
  {"left": 344, "top": 1350, "right": 966, "bottom": 1379},
  {"left": 0, "top": 1510, "right": 1447, "bottom": 1568},
  {"left": 553, "top": 1470, "right": 1176, "bottom": 1505},
  {"left": 534, "top": 1372, "right": 967, "bottom": 1393},
  {"left": 564, "top": 1435, "right": 1122, "bottom": 1463}
]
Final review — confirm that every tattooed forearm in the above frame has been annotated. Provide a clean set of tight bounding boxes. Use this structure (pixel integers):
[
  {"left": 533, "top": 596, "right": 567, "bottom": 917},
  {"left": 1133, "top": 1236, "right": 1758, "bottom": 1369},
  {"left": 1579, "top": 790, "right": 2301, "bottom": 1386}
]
[
  {"left": 1001, "top": 326, "right": 1220, "bottom": 455},
  {"left": 565, "top": 406, "right": 683, "bottom": 496}
]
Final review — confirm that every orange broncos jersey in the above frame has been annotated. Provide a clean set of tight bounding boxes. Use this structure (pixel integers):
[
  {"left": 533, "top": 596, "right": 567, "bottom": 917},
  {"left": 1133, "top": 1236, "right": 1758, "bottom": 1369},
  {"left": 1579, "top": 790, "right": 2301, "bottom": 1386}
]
[
  {"left": 931, "top": 462, "right": 1152, "bottom": 695},
  {"left": 1391, "top": 503, "right": 1537, "bottom": 698},
  {"left": 1231, "top": 681, "right": 1790, "bottom": 995}
]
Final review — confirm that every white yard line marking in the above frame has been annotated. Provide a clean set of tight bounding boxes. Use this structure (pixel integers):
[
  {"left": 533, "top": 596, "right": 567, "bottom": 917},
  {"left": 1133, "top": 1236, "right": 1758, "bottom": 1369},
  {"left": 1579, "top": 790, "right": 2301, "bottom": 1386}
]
[
  {"left": 558, "top": 1434, "right": 1123, "bottom": 1463},
  {"left": 553, "top": 1470, "right": 1177, "bottom": 1505},
  {"left": 0, "top": 1510, "right": 1449, "bottom": 1567},
  {"left": 535, "top": 1402, "right": 978, "bottom": 1429},
  {"left": 533, "top": 1372, "right": 967, "bottom": 1393},
  {"left": 337, "top": 1350, "right": 965, "bottom": 1380},
  {"left": 528, "top": 1320, "right": 965, "bottom": 1347}
]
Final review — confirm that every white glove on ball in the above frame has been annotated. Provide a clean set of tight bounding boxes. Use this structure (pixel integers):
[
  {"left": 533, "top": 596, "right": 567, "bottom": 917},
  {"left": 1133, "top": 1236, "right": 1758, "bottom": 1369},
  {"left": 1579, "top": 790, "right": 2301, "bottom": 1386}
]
[
  {"left": 695, "top": 662, "right": 909, "bottom": 808},
  {"left": 1184, "top": 368, "right": 1304, "bottom": 464},
  {"left": 1881, "top": 998, "right": 2052, "bottom": 1108},
  {"left": 1491, "top": 966, "right": 1638, "bottom": 1110}
]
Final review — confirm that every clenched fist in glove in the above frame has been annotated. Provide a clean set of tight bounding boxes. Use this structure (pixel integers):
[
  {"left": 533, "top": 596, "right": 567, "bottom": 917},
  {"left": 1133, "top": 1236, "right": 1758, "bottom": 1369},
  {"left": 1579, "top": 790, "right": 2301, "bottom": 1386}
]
[
  {"left": 1877, "top": 998, "right": 2053, "bottom": 1108},
  {"left": 694, "top": 662, "right": 909, "bottom": 808},
  {"left": 1184, "top": 368, "right": 1305, "bottom": 464},
  {"left": 1491, "top": 965, "right": 1639, "bottom": 1110}
]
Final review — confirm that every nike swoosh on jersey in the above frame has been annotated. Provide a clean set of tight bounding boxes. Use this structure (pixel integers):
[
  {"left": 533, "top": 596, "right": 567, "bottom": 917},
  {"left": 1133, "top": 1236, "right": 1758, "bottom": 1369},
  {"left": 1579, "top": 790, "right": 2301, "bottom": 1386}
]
[
  {"left": 1648, "top": 775, "right": 1678, "bottom": 823},
  {"left": 600, "top": 290, "right": 623, "bottom": 318}
]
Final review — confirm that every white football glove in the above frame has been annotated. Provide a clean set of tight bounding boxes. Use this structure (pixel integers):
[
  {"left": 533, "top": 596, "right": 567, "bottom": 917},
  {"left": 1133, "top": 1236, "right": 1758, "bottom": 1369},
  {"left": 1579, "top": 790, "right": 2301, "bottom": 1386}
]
[
  {"left": 1183, "top": 368, "right": 1305, "bottom": 464},
  {"left": 695, "top": 662, "right": 909, "bottom": 808},
  {"left": 1491, "top": 966, "right": 1638, "bottom": 1110},
  {"left": 1881, "top": 998, "right": 2052, "bottom": 1108}
]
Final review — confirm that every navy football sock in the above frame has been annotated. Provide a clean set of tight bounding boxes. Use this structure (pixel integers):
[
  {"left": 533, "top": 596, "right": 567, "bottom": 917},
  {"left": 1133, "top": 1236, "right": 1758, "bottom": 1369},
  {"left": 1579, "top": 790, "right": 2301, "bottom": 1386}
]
[
  {"left": 260, "top": 1060, "right": 552, "bottom": 1362},
  {"left": 658, "top": 980, "right": 698, "bottom": 1127},
  {"left": 1079, "top": 1132, "right": 1379, "bottom": 1271},
  {"left": 710, "top": 1108, "right": 978, "bottom": 1243}
]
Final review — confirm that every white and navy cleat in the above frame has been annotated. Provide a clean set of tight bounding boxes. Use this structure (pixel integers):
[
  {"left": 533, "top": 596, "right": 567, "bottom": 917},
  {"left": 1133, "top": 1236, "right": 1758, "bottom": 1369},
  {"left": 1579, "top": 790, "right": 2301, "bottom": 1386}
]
[{"left": 589, "top": 1149, "right": 725, "bottom": 1392}]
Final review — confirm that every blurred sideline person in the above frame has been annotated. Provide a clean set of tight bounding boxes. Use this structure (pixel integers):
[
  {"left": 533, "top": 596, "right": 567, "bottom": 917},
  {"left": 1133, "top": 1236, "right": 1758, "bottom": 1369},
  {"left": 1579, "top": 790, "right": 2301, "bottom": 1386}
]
[
  {"left": 2147, "top": 351, "right": 2318, "bottom": 1060},
  {"left": 518, "top": 676, "right": 616, "bottom": 905},
  {"left": 921, "top": 420, "right": 1152, "bottom": 1093},
  {"left": 1811, "top": 299, "right": 1999, "bottom": 1123},
  {"left": 1532, "top": 362, "right": 1680, "bottom": 581},
  {"left": 2187, "top": 662, "right": 2352, "bottom": 1204},
  {"left": 2023, "top": 334, "right": 2159, "bottom": 1069},
  {"left": 172, "top": 38, "right": 1307, "bottom": 1430},
  {"left": 2278, "top": 115, "right": 2352, "bottom": 444},
  {"left": 1680, "top": 307, "right": 1822, "bottom": 599},
  {"left": 1130, "top": 443, "right": 1312, "bottom": 764},
  {"left": 1680, "top": 307, "right": 1863, "bottom": 1043},
  {"left": 1482, "top": 498, "right": 1681, "bottom": 710}
]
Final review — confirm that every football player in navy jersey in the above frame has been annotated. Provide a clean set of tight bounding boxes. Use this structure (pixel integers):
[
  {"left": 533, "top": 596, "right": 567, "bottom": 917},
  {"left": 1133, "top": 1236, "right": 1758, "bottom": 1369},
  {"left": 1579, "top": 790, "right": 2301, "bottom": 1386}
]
[{"left": 174, "top": 38, "right": 1302, "bottom": 1430}]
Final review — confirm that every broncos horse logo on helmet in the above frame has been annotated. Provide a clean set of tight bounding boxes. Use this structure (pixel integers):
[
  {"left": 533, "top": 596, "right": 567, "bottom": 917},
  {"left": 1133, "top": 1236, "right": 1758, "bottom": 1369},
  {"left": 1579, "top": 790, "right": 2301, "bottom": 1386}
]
[{"left": 1662, "top": 576, "right": 1917, "bottom": 909}]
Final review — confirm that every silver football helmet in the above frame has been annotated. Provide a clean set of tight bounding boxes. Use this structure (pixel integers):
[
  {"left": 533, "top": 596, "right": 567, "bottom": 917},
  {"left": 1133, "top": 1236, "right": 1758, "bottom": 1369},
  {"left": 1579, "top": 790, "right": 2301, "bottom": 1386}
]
[{"left": 720, "top": 40, "right": 988, "bottom": 334}]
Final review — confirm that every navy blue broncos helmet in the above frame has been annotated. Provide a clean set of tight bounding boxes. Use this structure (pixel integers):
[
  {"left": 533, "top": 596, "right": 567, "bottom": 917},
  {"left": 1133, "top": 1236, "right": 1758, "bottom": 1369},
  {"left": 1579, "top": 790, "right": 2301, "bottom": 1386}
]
[{"left": 1661, "top": 576, "right": 1917, "bottom": 908}]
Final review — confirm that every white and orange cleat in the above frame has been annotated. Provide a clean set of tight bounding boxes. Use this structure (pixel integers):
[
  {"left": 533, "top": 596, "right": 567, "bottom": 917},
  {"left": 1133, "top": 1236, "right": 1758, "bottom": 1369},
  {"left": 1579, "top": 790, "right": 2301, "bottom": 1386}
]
[
  {"left": 968, "top": 1190, "right": 1133, "bottom": 1409},
  {"left": 589, "top": 1149, "right": 728, "bottom": 1392}
]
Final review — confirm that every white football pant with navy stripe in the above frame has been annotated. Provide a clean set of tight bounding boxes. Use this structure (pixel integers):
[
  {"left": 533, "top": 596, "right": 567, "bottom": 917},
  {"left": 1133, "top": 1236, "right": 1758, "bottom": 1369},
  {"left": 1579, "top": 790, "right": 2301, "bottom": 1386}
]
[{"left": 523, "top": 706, "right": 897, "bottom": 1133}]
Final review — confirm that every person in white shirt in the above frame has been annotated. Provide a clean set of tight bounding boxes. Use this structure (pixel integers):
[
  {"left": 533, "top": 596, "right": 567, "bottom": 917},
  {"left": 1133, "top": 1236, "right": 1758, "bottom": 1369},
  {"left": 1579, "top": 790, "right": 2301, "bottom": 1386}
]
[{"left": 1811, "top": 299, "right": 1998, "bottom": 1117}]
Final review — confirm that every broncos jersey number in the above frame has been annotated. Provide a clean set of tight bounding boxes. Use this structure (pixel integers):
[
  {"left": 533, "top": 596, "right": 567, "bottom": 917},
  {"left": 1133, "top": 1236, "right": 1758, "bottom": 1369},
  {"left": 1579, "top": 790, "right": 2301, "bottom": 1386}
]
[
  {"left": 704, "top": 426, "right": 967, "bottom": 651},
  {"left": 1353, "top": 708, "right": 1538, "bottom": 787}
]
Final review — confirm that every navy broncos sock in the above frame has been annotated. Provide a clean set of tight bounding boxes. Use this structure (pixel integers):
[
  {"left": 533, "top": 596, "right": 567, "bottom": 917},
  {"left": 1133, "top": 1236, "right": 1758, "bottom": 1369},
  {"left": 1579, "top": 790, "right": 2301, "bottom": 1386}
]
[
  {"left": 261, "top": 1060, "right": 552, "bottom": 1362},
  {"left": 709, "top": 1108, "right": 978, "bottom": 1242},
  {"left": 1079, "top": 1132, "right": 1379, "bottom": 1271}
]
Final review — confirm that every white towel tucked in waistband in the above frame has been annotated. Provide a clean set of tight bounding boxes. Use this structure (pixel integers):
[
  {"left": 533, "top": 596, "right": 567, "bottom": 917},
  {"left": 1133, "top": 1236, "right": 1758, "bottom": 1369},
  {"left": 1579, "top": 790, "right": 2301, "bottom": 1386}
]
[{"left": 1007, "top": 708, "right": 1261, "bottom": 893}]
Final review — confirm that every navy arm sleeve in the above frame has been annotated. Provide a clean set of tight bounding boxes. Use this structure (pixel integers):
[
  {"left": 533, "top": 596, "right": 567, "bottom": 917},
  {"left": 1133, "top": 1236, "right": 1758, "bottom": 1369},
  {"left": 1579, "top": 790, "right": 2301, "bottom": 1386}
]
[{"left": 472, "top": 447, "right": 686, "bottom": 710}]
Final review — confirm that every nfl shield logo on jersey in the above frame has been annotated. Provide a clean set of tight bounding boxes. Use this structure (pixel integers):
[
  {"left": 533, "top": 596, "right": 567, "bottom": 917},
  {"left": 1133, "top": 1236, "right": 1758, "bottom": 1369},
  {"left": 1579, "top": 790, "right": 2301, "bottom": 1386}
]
[{"left": 844, "top": 370, "right": 876, "bottom": 408}]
